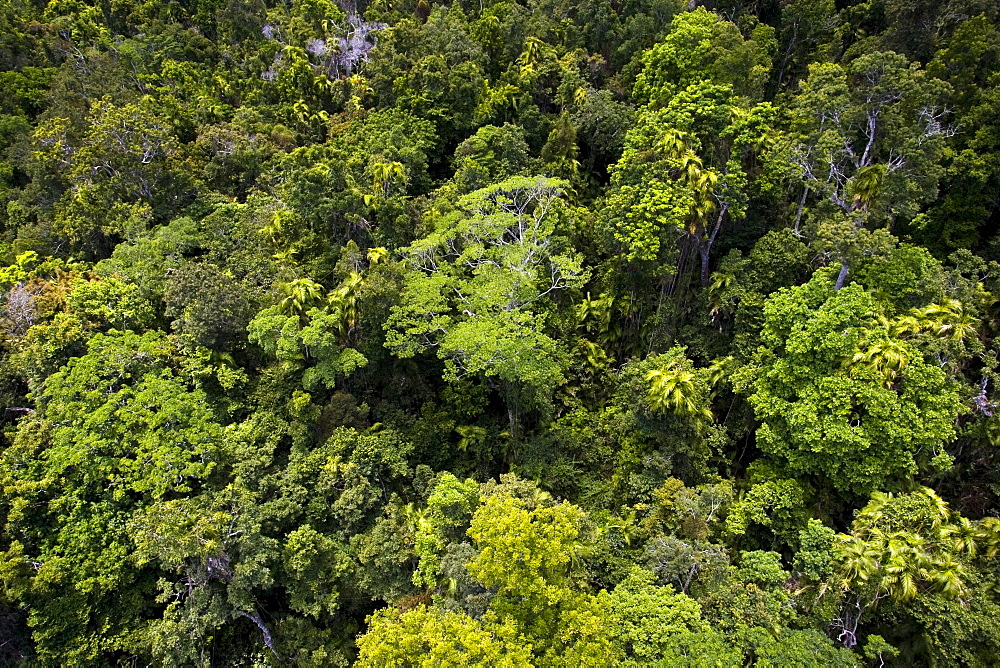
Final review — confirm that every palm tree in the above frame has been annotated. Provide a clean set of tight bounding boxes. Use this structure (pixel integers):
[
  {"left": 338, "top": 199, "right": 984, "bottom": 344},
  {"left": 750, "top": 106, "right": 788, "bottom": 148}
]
[
  {"left": 278, "top": 278, "right": 325, "bottom": 321},
  {"left": 941, "top": 517, "right": 979, "bottom": 558},
  {"left": 848, "top": 339, "right": 911, "bottom": 389},
  {"left": 327, "top": 271, "right": 364, "bottom": 346},
  {"left": 369, "top": 159, "right": 406, "bottom": 200},
  {"left": 402, "top": 501, "right": 432, "bottom": 538},
  {"left": 367, "top": 246, "right": 389, "bottom": 265},
  {"left": 668, "top": 150, "right": 723, "bottom": 287},
  {"left": 836, "top": 534, "right": 881, "bottom": 588},
  {"left": 880, "top": 530, "right": 924, "bottom": 601},
  {"left": 848, "top": 164, "right": 887, "bottom": 212},
  {"left": 575, "top": 292, "right": 620, "bottom": 349},
  {"left": 890, "top": 299, "right": 979, "bottom": 344},
  {"left": 653, "top": 128, "right": 691, "bottom": 161},
  {"left": 684, "top": 167, "right": 719, "bottom": 237},
  {"left": 925, "top": 554, "right": 969, "bottom": 600},
  {"left": 888, "top": 314, "right": 923, "bottom": 337},
  {"left": 835, "top": 489, "right": 977, "bottom": 605},
  {"left": 705, "top": 356, "right": 733, "bottom": 399},
  {"left": 707, "top": 271, "right": 736, "bottom": 321},
  {"left": 517, "top": 36, "right": 549, "bottom": 76},
  {"left": 919, "top": 299, "right": 979, "bottom": 343},
  {"left": 976, "top": 517, "right": 1000, "bottom": 558},
  {"left": 645, "top": 363, "right": 713, "bottom": 429}
]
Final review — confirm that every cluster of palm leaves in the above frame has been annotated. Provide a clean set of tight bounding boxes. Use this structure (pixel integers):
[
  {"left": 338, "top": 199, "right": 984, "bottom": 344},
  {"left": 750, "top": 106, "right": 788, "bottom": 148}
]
[
  {"left": 847, "top": 339, "right": 911, "bottom": 389},
  {"left": 645, "top": 362, "right": 714, "bottom": 427},
  {"left": 845, "top": 299, "right": 981, "bottom": 389},
  {"left": 277, "top": 269, "right": 366, "bottom": 345},
  {"left": 833, "top": 489, "right": 1000, "bottom": 605},
  {"left": 890, "top": 299, "right": 980, "bottom": 344},
  {"left": 653, "top": 129, "right": 721, "bottom": 237}
]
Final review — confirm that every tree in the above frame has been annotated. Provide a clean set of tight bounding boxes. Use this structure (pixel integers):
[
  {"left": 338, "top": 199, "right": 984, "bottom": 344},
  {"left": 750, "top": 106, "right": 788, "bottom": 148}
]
[
  {"left": 790, "top": 53, "right": 952, "bottom": 221},
  {"left": 917, "top": 16, "right": 1000, "bottom": 252},
  {"left": 645, "top": 359, "right": 714, "bottom": 426},
  {"left": 248, "top": 265, "right": 376, "bottom": 391},
  {"left": 787, "top": 52, "right": 952, "bottom": 285},
  {"left": 130, "top": 421, "right": 417, "bottom": 665},
  {"left": 412, "top": 472, "right": 479, "bottom": 588},
  {"left": 773, "top": 0, "right": 839, "bottom": 91},
  {"left": 356, "top": 605, "right": 532, "bottom": 667},
  {"left": 385, "top": 176, "right": 589, "bottom": 436},
  {"left": 35, "top": 97, "right": 192, "bottom": 252},
  {"left": 65, "top": 275, "right": 154, "bottom": 331},
  {"left": 607, "top": 566, "right": 736, "bottom": 663},
  {"left": 607, "top": 81, "right": 777, "bottom": 289},
  {"left": 466, "top": 485, "right": 620, "bottom": 665},
  {"left": 829, "top": 487, "right": 1000, "bottom": 654},
  {"left": 0, "top": 331, "right": 222, "bottom": 662},
  {"left": 452, "top": 124, "right": 534, "bottom": 194},
  {"left": 272, "top": 109, "right": 437, "bottom": 249},
  {"left": 0, "top": 1, "right": 997, "bottom": 664},
  {"left": 633, "top": 8, "right": 776, "bottom": 105},
  {"left": 165, "top": 262, "right": 255, "bottom": 350},
  {"left": 742, "top": 269, "right": 966, "bottom": 497}
]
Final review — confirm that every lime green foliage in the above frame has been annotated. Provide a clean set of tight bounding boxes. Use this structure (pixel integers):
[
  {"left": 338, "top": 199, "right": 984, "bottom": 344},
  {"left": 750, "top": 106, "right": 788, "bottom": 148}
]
[
  {"left": 413, "top": 472, "right": 479, "bottom": 586},
  {"left": 0, "top": 252, "right": 39, "bottom": 287},
  {"left": 467, "top": 492, "right": 586, "bottom": 604},
  {"left": 646, "top": 360, "right": 713, "bottom": 424},
  {"left": 634, "top": 8, "right": 775, "bottom": 105},
  {"left": 466, "top": 486, "right": 620, "bottom": 665},
  {"left": 357, "top": 605, "right": 532, "bottom": 667},
  {"left": 745, "top": 271, "right": 965, "bottom": 496},
  {"left": 607, "top": 567, "right": 719, "bottom": 661},
  {"left": 66, "top": 275, "right": 154, "bottom": 331},
  {"left": 726, "top": 467, "right": 810, "bottom": 542},
  {"left": 834, "top": 488, "right": 989, "bottom": 603}
]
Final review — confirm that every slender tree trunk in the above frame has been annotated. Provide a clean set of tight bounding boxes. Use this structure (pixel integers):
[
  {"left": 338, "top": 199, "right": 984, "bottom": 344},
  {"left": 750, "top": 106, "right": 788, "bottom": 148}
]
[
  {"left": 239, "top": 611, "right": 277, "bottom": 656},
  {"left": 648, "top": 275, "right": 671, "bottom": 356},
  {"left": 700, "top": 203, "right": 729, "bottom": 287},
  {"left": 700, "top": 245, "right": 711, "bottom": 288},
  {"left": 794, "top": 186, "right": 808, "bottom": 235},
  {"left": 501, "top": 379, "right": 521, "bottom": 447},
  {"left": 669, "top": 235, "right": 697, "bottom": 297},
  {"left": 775, "top": 21, "right": 798, "bottom": 91},
  {"left": 834, "top": 261, "right": 849, "bottom": 291}
]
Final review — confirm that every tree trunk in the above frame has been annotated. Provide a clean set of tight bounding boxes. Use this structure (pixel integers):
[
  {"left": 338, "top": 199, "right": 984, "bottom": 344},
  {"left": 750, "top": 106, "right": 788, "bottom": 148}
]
[
  {"left": 501, "top": 379, "right": 521, "bottom": 446},
  {"left": 700, "top": 245, "right": 711, "bottom": 288},
  {"left": 239, "top": 611, "right": 277, "bottom": 656},
  {"left": 700, "top": 203, "right": 729, "bottom": 287},
  {"left": 793, "top": 186, "right": 808, "bottom": 235},
  {"left": 667, "top": 239, "right": 687, "bottom": 297},
  {"left": 834, "top": 261, "right": 849, "bottom": 291}
]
